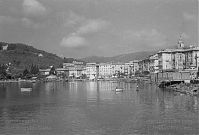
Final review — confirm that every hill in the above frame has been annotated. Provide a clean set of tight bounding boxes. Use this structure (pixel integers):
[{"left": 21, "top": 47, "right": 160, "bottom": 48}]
[
  {"left": 80, "top": 51, "right": 157, "bottom": 63},
  {"left": 0, "top": 42, "right": 64, "bottom": 69}
]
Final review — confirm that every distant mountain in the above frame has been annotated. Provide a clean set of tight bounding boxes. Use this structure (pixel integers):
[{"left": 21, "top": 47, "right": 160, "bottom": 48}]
[{"left": 80, "top": 51, "right": 157, "bottom": 63}]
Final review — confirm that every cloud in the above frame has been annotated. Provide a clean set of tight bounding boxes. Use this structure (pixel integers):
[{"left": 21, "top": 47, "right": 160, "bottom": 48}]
[
  {"left": 23, "top": 0, "right": 46, "bottom": 16},
  {"left": 62, "top": 11, "right": 109, "bottom": 33},
  {"left": 60, "top": 12, "right": 109, "bottom": 48},
  {"left": 21, "top": 17, "right": 42, "bottom": 28},
  {"left": 60, "top": 35, "right": 86, "bottom": 48},
  {"left": 183, "top": 12, "right": 195, "bottom": 21},
  {"left": 77, "top": 19, "right": 109, "bottom": 35},
  {"left": 62, "top": 11, "right": 85, "bottom": 27},
  {"left": 122, "top": 29, "right": 167, "bottom": 49}
]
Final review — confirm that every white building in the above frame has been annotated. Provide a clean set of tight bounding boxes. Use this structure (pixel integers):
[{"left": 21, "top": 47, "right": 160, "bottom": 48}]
[
  {"left": 158, "top": 45, "right": 199, "bottom": 71},
  {"left": 112, "top": 63, "right": 126, "bottom": 77},
  {"left": 86, "top": 63, "right": 98, "bottom": 79},
  {"left": 149, "top": 54, "right": 159, "bottom": 73},
  {"left": 63, "top": 61, "right": 85, "bottom": 78},
  {"left": 125, "top": 60, "right": 139, "bottom": 76},
  {"left": 99, "top": 63, "right": 113, "bottom": 78}
]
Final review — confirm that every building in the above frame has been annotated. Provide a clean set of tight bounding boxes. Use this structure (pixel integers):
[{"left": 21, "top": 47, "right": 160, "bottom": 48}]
[
  {"left": 39, "top": 68, "right": 69, "bottom": 77},
  {"left": 63, "top": 61, "right": 85, "bottom": 78},
  {"left": 99, "top": 63, "right": 113, "bottom": 78},
  {"left": 149, "top": 54, "right": 159, "bottom": 73},
  {"left": 39, "top": 69, "right": 51, "bottom": 76},
  {"left": 157, "top": 37, "right": 199, "bottom": 72},
  {"left": 111, "top": 63, "right": 125, "bottom": 77},
  {"left": 86, "top": 63, "right": 98, "bottom": 80},
  {"left": 158, "top": 46, "right": 199, "bottom": 71},
  {"left": 2, "top": 44, "right": 8, "bottom": 51},
  {"left": 124, "top": 60, "right": 139, "bottom": 76},
  {"left": 138, "top": 58, "right": 150, "bottom": 73}
]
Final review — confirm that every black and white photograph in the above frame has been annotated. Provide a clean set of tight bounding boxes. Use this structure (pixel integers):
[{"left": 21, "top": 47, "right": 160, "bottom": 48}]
[{"left": 0, "top": 0, "right": 198, "bottom": 134}]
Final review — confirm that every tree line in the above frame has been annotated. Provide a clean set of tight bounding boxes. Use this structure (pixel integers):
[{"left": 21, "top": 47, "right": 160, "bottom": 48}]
[{"left": 0, "top": 63, "right": 40, "bottom": 80}]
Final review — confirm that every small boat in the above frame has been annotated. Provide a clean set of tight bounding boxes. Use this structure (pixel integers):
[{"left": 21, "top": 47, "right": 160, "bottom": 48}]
[
  {"left": 115, "top": 87, "right": 123, "bottom": 92},
  {"left": 21, "top": 88, "right": 32, "bottom": 92}
]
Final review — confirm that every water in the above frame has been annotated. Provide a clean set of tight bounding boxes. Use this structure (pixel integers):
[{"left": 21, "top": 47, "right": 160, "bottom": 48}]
[{"left": 0, "top": 81, "right": 198, "bottom": 135}]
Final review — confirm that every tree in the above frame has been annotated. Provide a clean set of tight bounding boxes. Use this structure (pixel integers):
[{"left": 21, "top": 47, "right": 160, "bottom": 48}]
[
  {"left": 49, "top": 66, "right": 56, "bottom": 75},
  {"left": 30, "top": 64, "right": 39, "bottom": 75},
  {"left": 23, "top": 68, "right": 29, "bottom": 76},
  {"left": 0, "top": 64, "right": 7, "bottom": 79}
]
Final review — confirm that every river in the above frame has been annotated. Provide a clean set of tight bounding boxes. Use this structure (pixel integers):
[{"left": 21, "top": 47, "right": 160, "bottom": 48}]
[{"left": 0, "top": 81, "right": 198, "bottom": 135}]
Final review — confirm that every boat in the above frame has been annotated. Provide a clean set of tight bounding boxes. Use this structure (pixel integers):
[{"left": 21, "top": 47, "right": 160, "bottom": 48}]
[
  {"left": 115, "top": 87, "right": 123, "bottom": 92},
  {"left": 21, "top": 88, "right": 32, "bottom": 92}
]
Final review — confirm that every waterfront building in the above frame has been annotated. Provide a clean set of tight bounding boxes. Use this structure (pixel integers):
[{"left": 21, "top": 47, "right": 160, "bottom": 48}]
[
  {"left": 112, "top": 63, "right": 126, "bottom": 77},
  {"left": 39, "top": 68, "right": 69, "bottom": 77},
  {"left": 149, "top": 54, "right": 159, "bottom": 73},
  {"left": 158, "top": 46, "right": 199, "bottom": 71},
  {"left": 125, "top": 60, "right": 139, "bottom": 76},
  {"left": 56, "top": 68, "right": 69, "bottom": 77},
  {"left": 86, "top": 63, "right": 98, "bottom": 80},
  {"left": 63, "top": 61, "right": 85, "bottom": 78},
  {"left": 158, "top": 37, "right": 199, "bottom": 72},
  {"left": 138, "top": 58, "right": 150, "bottom": 73},
  {"left": 99, "top": 63, "right": 113, "bottom": 78},
  {"left": 39, "top": 69, "right": 51, "bottom": 76}
]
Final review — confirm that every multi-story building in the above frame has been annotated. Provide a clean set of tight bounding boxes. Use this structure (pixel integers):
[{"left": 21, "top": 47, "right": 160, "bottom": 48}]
[
  {"left": 125, "top": 60, "right": 139, "bottom": 76},
  {"left": 138, "top": 58, "right": 150, "bottom": 73},
  {"left": 86, "top": 63, "right": 98, "bottom": 80},
  {"left": 112, "top": 63, "right": 126, "bottom": 77},
  {"left": 158, "top": 39, "right": 199, "bottom": 71},
  {"left": 63, "top": 61, "right": 85, "bottom": 78},
  {"left": 99, "top": 63, "right": 113, "bottom": 78},
  {"left": 149, "top": 54, "right": 159, "bottom": 73},
  {"left": 98, "top": 61, "right": 139, "bottom": 78}
]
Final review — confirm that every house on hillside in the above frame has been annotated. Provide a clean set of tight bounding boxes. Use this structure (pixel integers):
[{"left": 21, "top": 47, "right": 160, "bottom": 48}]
[{"left": 2, "top": 44, "right": 8, "bottom": 51}]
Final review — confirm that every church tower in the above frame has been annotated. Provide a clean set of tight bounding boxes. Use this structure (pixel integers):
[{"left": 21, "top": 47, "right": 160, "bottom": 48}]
[{"left": 177, "top": 35, "right": 184, "bottom": 49}]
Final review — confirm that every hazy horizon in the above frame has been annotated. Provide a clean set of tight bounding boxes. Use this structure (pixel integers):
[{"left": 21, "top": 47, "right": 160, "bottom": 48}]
[{"left": 0, "top": 0, "right": 198, "bottom": 58}]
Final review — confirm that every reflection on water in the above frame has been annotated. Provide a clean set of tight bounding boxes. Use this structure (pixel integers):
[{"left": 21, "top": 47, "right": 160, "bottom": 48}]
[{"left": 0, "top": 81, "right": 198, "bottom": 135}]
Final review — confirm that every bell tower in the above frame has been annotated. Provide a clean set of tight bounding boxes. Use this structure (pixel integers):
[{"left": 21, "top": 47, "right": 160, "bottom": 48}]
[{"left": 177, "top": 35, "right": 184, "bottom": 49}]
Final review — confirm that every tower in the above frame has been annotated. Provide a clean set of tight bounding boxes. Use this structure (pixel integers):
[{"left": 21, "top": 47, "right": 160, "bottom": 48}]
[{"left": 177, "top": 35, "right": 184, "bottom": 49}]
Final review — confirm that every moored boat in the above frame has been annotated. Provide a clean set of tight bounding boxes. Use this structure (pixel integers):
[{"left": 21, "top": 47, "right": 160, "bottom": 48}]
[
  {"left": 115, "top": 87, "right": 123, "bottom": 92},
  {"left": 21, "top": 88, "right": 32, "bottom": 92}
]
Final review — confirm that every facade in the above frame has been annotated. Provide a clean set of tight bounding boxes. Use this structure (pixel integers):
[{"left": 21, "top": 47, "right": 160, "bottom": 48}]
[
  {"left": 125, "top": 60, "right": 139, "bottom": 76},
  {"left": 149, "top": 54, "right": 159, "bottom": 73},
  {"left": 99, "top": 63, "right": 113, "bottom": 78},
  {"left": 112, "top": 63, "right": 125, "bottom": 77},
  {"left": 158, "top": 46, "right": 199, "bottom": 71},
  {"left": 138, "top": 59, "right": 150, "bottom": 72},
  {"left": 86, "top": 63, "right": 98, "bottom": 79},
  {"left": 63, "top": 61, "right": 85, "bottom": 78},
  {"left": 39, "top": 68, "right": 69, "bottom": 77},
  {"left": 98, "top": 61, "right": 139, "bottom": 78}
]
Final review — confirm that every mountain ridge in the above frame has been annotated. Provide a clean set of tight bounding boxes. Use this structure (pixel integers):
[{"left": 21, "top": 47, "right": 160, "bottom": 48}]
[{"left": 80, "top": 50, "right": 157, "bottom": 63}]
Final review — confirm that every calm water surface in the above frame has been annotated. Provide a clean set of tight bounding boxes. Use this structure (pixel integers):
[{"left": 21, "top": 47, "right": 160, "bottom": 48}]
[{"left": 0, "top": 81, "right": 198, "bottom": 135}]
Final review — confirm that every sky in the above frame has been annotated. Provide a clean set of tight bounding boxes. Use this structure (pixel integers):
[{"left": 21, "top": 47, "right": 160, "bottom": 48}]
[{"left": 0, "top": 0, "right": 198, "bottom": 58}]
